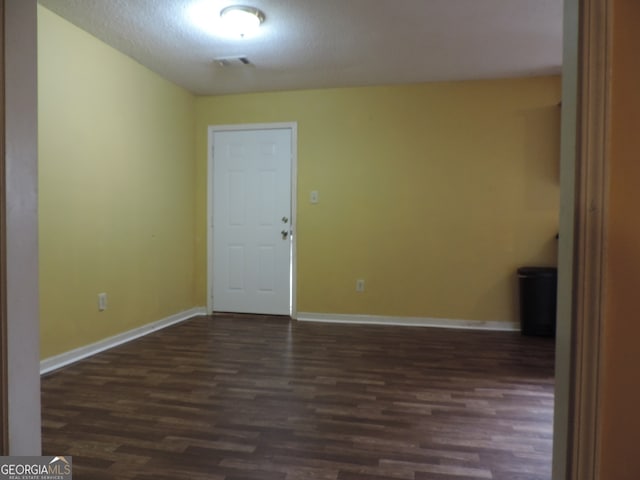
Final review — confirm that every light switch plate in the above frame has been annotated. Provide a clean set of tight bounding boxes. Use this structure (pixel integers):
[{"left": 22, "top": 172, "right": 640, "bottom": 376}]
[{"left": 98, "top": 292, "right": 107, "bottom": 311}]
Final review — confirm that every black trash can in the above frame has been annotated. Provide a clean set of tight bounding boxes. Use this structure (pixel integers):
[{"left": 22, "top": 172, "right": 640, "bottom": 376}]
[{"left": 517, "top": 267, "right": 557, "bottom": 337}]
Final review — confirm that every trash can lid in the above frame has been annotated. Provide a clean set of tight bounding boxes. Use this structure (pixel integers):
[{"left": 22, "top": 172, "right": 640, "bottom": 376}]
[{"left": 517, "top": 266, "right": 557, "bottom": 277}]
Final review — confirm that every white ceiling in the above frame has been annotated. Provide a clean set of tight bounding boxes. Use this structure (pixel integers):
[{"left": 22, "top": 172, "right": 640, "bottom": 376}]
[{"left": 38, "top": 0, "right": 563, "bottom": 96}]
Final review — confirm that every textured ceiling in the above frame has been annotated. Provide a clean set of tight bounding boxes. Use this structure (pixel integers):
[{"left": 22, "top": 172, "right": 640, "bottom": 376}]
[{"left": 38, "top": 0, "right": 563, "bottom": 96}]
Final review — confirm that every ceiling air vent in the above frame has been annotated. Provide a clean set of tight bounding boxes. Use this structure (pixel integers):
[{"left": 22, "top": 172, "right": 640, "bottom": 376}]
[{"left": 214, "top": 56, "right": 252, "bottom": 67}]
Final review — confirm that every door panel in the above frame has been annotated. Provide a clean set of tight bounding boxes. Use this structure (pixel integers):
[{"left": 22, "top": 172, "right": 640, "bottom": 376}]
[{"left": 213, "top": 128, "right": 292, "bottom": 315}]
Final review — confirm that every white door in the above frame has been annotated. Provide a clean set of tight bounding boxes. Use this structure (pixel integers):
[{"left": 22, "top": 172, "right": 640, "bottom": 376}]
[{"left": 212, "top": 128, "right": 292, "bottom": 315}]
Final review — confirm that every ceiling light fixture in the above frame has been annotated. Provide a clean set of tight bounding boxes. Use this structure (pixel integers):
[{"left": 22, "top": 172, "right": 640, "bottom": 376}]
[{"left": 219, "top": 5, "right": 265, "bottom": 38}]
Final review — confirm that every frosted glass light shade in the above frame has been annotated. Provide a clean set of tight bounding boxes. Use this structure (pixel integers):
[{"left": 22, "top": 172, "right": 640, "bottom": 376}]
[{"left": 220, "top": 6, "right": 265, "bottom": 38}]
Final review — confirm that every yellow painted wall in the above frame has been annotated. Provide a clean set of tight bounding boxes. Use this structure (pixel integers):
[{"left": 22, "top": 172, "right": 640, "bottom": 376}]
[
  {"left": 195, "top": 77, "right": 560, "bottom": 324},
  {"left": 599, "top": 0, "right": 640, "bottom": 477},
  {"left": 37, "top": 2, "right": 560, "bottom": 357},
  {"left": 38, "top": 6, "right": 197, "bottom": 358}
]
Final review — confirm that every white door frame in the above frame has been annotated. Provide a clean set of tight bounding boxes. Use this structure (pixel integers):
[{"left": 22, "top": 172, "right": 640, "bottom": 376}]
[{"left": 207, "top": 122, "right": 298, "bottom": 318}]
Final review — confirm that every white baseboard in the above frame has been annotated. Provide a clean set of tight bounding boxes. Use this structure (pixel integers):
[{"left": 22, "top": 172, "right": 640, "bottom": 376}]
[
  {"left": 296, "top": 312, "right": 519, "bottom": 332},
  {"left": 40, "top": 306, "right": 208, "bottom": 375}
]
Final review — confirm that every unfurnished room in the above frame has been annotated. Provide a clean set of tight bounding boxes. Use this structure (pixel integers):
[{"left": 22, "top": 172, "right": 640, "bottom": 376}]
[{"left": 7, "top": 0, "right": 640, "bottom": 479}]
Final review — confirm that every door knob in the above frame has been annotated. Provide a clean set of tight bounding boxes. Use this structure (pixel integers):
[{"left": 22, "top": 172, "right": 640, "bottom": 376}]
[
  {"left": 281, "top": 230, "right": 289, "bottom": 240},
  {"left": 282, "top": 217, "right": 289, "bottom": 224}
]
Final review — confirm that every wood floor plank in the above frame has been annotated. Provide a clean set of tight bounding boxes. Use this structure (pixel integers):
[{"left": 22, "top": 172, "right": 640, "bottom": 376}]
[{"left": 41, "top": 314, "right": 554, "bottom": 479}]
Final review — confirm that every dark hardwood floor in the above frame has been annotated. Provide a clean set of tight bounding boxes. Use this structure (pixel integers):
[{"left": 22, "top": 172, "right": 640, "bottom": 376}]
[{"left": 41, "top": 314, "right": 555, "bottom": 480}]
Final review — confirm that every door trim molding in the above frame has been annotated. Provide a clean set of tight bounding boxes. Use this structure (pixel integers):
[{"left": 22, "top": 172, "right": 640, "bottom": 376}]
[
  {"left": 0, "top": 0, "right": 7, "bottom": 456},
  {"left": 206, "top": 122, "right": 298, "bottom": 318},
  {"left": 568, "top": 0, "right": 611, "bottom": 477}
]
